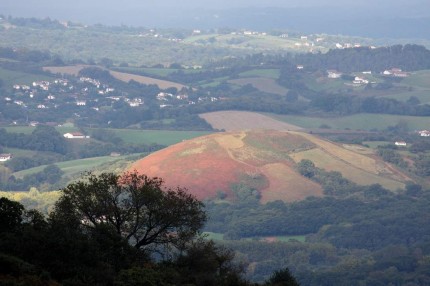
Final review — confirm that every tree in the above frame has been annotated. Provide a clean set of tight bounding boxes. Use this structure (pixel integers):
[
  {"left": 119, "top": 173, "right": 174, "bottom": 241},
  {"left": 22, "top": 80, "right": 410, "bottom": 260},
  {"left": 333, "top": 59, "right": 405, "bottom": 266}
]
[
  {"left": 265, "top": 268, "right": 300, "bottom": 286},
  {"left": 27, "top": 125, "right": 67, "bottom": 154},
  {"left": 52, "top": 171, "right": 206, "bottom": 252},
  {"left": 297, "top": 159, "right": 316, "bottom": 178},
  {"left": 0, "top": 197, "right": 24, "bottom": 233}
]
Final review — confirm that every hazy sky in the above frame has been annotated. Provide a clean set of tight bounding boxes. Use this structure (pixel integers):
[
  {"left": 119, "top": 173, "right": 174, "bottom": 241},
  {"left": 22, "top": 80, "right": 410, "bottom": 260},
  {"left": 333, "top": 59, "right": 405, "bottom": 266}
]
[
  {"left": 1, "top": 0, "right": 428, "bottom": 19},
  {"left": 1, "top": 0, "right": 429, "bottom": 38}
]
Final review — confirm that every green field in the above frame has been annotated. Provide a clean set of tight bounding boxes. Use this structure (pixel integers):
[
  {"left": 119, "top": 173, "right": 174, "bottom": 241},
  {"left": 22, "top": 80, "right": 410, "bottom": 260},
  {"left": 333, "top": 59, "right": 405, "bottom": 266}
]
[
  {"left": 402, "top": 70, "right": 430, "bottom": 89},
  {"left": 384, "top": 89, "right": 430, "bottom": 103},
  {"left": 269, "top": 113, "right": 430, "bottom": 131},
  {"left": 239, "top": 69, "right": 280, "bottom": 79},
  {"left": 2, "top": 126, "right": 212, "bottom": 146},
  {"left": 2, "top": 147, "right": 39, "bottom": 157},
  {"left": 362, "top": 141, "right": 391, "bottom": 148},
  {"left": 109, "top": 129, "right": 213, "bottom": 145},
  {"left": 0, "top": 67, "right": 55, "bottom": 87},
  {"left": 3, "top": 125, "right": 79, "bottom": 134},
  {"left": 12, "top": 154, "right": 135, "bottom": 179},
  {"left": 113, "top": 67, "right": 180, "bottom": 77}
]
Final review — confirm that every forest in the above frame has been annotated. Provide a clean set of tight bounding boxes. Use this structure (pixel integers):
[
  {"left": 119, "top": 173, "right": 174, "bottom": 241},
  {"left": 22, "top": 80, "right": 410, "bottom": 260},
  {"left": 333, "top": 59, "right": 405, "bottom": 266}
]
[{"left": 204, "top": 171, "right": 430, "bottom": 284}]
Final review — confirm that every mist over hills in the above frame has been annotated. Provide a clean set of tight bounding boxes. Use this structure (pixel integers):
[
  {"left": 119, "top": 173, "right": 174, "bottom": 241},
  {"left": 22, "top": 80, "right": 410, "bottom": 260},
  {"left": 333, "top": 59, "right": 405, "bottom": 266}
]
[{"left": 1, "top": 0, "right": 429, "bottom": 39}]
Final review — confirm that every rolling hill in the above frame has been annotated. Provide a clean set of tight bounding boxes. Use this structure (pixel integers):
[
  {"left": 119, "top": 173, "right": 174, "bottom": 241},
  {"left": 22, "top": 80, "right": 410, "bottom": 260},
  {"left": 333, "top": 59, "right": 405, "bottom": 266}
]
[{"left": 129, "top": 130, "right": 410, "bottom": 203}]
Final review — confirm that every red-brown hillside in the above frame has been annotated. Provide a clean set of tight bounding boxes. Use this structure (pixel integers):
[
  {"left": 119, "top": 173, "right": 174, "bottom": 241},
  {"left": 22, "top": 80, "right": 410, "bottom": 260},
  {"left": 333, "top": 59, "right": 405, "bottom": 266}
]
[
  {"left": 129, "top": 130, "right": 323, "bottom": 202},
  {"left": 129, "top": 130, "right": 410, "bottom": 202}
]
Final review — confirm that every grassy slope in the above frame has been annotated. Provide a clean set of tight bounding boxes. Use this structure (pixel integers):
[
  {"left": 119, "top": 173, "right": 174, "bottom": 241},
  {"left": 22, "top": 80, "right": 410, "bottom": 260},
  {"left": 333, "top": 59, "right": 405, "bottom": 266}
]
[
  {"left": 0, "top": 67, "right": 54, "bottom": 87},
  {"left": 269, "top": 113, "right": 430, "bottom": 131},
  {"left": 2, "top": 126, "right": 212, "bottom": 146},
  {"left": 12, "top": 155, "right": 128, "bottom": 178},
  {"left": 238, "top": 69, "right": 280, "bottom": 79}
]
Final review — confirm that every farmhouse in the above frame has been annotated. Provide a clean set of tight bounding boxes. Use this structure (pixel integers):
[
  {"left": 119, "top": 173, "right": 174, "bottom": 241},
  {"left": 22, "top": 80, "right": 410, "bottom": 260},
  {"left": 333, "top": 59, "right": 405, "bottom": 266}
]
[
  {"left": 419, "top": 130, "right": 430, "bottom": 137},
  {"left": 383, "top": 68, "right": 409, "bottom": 77},
  {"left": 395, "top": 141, "right": 407, "bottom": 146},
  {"left": 0, "top": 154, "right": 12, "bottom": 162},
  {"left": 327, "top": 70, "right": 342, "bottom": 79},
  {"left": 353, "top": 77, "right": 369, "bottom": 85},
  {"left": 63, "top": 132, "right": 89, "bottom": 139}
]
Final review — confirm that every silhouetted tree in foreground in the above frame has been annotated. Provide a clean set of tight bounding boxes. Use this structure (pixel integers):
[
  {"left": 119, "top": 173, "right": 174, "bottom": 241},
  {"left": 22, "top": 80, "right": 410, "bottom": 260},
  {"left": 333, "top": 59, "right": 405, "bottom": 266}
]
[
  {"left": 54, "top": 171, "right": 206, "bottom": 253},
  {"left": 1, "top": 172, "right": 301, "bottom": 285}
]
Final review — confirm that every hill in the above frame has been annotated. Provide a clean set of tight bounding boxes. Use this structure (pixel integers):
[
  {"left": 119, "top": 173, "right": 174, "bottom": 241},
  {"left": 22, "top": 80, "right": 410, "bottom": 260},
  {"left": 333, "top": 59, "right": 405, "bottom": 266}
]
[{"left": 129, "top": 130, "right": 409, "bottom": 202}]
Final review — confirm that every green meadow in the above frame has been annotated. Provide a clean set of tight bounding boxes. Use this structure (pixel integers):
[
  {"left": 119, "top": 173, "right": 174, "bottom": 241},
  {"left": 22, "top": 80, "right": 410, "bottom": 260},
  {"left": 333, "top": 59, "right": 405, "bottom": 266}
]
[{"left": 269, "top": 113, "right": 430, "bottom": 131}]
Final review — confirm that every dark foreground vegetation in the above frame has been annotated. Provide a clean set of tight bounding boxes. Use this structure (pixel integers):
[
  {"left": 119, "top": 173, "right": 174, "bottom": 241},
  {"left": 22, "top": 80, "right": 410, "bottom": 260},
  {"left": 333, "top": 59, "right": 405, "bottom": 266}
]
[{"left": 0, "top": 172, "right": 299, "bottom": 286}]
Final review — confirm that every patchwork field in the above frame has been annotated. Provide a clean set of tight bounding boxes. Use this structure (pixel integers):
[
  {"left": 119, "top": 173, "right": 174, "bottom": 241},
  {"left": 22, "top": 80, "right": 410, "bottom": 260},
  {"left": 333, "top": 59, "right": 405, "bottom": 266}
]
[
  {"left": 129, "top": 130, "right": 410, "bottom": 202},
  {"left": 229, "top": 77, "right": 288, "bottom": 95},
  {"left": 109, "top": 70, "right": 186, "bottom": 89}
]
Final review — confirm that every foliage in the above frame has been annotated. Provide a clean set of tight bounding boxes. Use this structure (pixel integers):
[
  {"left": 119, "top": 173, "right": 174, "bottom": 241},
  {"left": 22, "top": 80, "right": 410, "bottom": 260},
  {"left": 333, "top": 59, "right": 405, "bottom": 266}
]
[
  {"left": 377, "top": 148, "right": 408, "bottom": 169},
  {"left": 55, "top": 171, "right": 207, "bottom": 252},
  {"left": 0, "top": 180, "right": 272, "bottom": 285},
  {"left": 0, "top": 126, "right": 67, "bottom": 154},
  {"left": 292, "top": 44, "right": 430, "bottom": 73},
  {"left": 266, "top": 268, "right": 300, "bottom": 286},
  {"left": 0, "top": 197, "right": 24, "bottom": 233}
]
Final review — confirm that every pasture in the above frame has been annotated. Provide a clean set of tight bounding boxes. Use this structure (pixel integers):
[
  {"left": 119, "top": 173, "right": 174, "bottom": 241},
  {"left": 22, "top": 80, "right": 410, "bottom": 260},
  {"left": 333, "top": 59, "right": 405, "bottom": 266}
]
[
  {"left": 238, "top": 69, "right": 280, "bottom": 79},
  {"left": 229, "top": 77, "right": 288, "bottom": 95},
  {"left": 109, "top": 70, "right": 186, "bottom": 90},
  {"left": 290, "top": 148, "right": 406, "bottom": 190},
  {"left": 0, "top": 67, "right": 54, "bottom": 87},
  {"left": 269, "top": 113, "right": 430, "bottom": 131},
  {"left": 402, "top": 70, "right": 430, "bottom": 89},
  {"left": 13, "top": 155, "right": 130, "bottom": 179}
]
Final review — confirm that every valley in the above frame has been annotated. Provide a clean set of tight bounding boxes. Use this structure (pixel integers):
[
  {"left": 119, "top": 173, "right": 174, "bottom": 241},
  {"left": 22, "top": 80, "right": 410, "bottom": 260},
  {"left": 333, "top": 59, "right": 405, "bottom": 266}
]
[{"left": 1, "top": 14, "right": 430, "bottom": 285}]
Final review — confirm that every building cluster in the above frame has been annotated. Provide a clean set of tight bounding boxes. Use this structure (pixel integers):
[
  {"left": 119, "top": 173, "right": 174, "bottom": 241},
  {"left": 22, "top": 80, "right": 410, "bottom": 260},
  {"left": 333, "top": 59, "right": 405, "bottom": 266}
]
[
  {"left": 382, "top": 68, "right": 409, "bottom": 78},
  {"left": 155, "top": 92, "right": 215, "bottom": 108},
  {"left": 5, "top": 76, "right": 125, "bottom": 113}
]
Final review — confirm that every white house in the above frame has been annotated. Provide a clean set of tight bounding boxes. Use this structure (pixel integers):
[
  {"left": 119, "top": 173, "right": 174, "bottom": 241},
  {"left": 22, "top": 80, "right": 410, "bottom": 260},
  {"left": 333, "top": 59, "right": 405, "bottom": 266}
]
[
  {"left": 63, "top": 132, "right": 89, "bottom": 139},
  {"left": 327, "top": 70, "right": 342, "bottom": 79},
  {"left": 353, "top": 77, "right": 369, "bottom": 85},
  {"left": 419, "top": 130, "right": 430, "bottom": 137},
  {"left": 0, "top": 154, "right": 12, "bottom": 162},
  {"left": 395, "top": 141, "right": 407, "bottom": 146}
]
